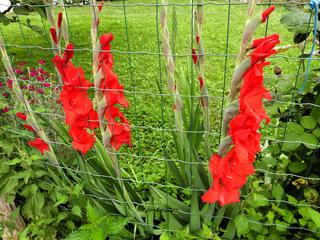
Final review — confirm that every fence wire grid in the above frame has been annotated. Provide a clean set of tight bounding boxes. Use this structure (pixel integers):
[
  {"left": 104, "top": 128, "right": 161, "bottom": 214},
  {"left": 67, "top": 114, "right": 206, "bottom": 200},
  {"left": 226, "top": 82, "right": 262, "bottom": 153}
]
[{"left": 0, "top": 0, "right": 320, "bottom": 238}]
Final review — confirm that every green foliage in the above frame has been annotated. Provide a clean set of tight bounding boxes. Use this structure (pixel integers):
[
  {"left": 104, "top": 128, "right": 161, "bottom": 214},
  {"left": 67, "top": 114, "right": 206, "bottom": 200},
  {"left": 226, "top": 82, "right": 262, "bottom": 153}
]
[
  {"left": 280, "top": 7, "right": 314, "bottom": 34},
  {"left": 234, "top": 215, "right": 249, "bottom": 237},
  {"left": 65, "top": 202, "right": 128, "bottom": 240}
]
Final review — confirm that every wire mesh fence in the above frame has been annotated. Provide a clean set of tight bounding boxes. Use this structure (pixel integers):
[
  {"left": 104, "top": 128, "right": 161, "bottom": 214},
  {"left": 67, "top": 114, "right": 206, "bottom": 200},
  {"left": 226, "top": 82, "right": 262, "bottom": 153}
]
[{"left": 0, "top": 0, "right": 320, "bottom": 238}]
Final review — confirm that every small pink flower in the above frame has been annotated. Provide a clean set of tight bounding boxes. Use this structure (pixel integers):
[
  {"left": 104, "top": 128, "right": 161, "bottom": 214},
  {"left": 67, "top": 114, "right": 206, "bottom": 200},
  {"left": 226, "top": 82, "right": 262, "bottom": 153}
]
[
  {"left": 36, "top": 76, "right": 44, "bottom": 82},
  {"left": 2, "top": 106, "right": 10, "bottom": 113},
  {"left": 30, "top": 71, "right": 37, "bottom": 77},
  {"left": 21, "top": 85, "right": 28, "bottom": 90},
  {"left": 28, "top": 86, "right": 35, "bottom": 91},
  {"left": 38, "top": 59, "right": 46, "bottom": 65},
  {"left": 15, "top": 69, "right": 23, "bottom": 74},
  {"left": 2, "top": 93, "right": 9, "bottom": 98},
  {"left": 6, "top": 79, "right": 13, "bottom": 89},
  {"left": 0, "top": 82, "right": 2, "bottom": 88},
  {"left": 37, "top": 89, "right": 44, "bottom": 94},
  {"left": 22, "top": 76, "right": 29, "bottom": 80},
  {"left": 18, "top": 61, "right": 27, "bottom": 66},
  {"left": 38, "top": 68, "right": 45, "bottom": 74},
  {"left": 43, "top": 82, "right": 51, "bottom": 87}
]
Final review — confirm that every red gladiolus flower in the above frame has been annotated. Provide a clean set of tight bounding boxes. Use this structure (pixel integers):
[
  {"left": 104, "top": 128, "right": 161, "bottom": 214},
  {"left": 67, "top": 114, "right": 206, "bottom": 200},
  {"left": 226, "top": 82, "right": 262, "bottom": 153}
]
[
  {"left": 261, "top": 5, "right": 275, "bottom": 23},
  {"left": 192, "top": 48, "right": 198, "bottom": 65},
  {"left": 28, "top": 138, "right": 49, "bottom": 154},
  {"left": 16, "top": 112, "right": 27, "bottom": 121},
  {"left": 69, "top": 126, "right": 96, "bottom": 154},
  {"left": 202, "top": 33, "right": 280, "bottom": 206},
  {"left": 57, "top": 12, "right": 63, "bottom": 28},
  {"left": 198, "top": 76, "right": 204, "bottom": 89},
  {"left": 98, "top": 33, "right": 131, "bottom": 150},
  {"left": 23, "top": 124, "right": 35, "bottom": 132},
  {"left": 196, "top": 35, "right": 200, "bottom": 44},
  {"left": 52, "top": 43, "right": 99, "bottom": 154},
  {"left": 98, "top": 3, "right": 103, "bottom": 11},
  {"left": 50, "top": 27, "right": 58, "bottom": 45}
]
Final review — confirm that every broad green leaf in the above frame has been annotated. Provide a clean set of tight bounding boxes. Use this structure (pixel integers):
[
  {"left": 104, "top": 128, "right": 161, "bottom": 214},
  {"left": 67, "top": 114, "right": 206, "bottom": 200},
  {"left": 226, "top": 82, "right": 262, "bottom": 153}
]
[
  {"left": 312, "top": 128, "right": 320, "bottom": 138},
  {"left": 90, "top": 228, "right": 104, "bottom": 240},
  {"left": 272, "top": 184, "right": 284, "bottom": 200},
  {"left": 307, "top": 207, "right": 320, "bottom": 228},
  {"left": 287, "top": 194, "right": 298, "bottom": 204},
  {"left": 235, "top": 215, "right": 249, "bottom": 237},
  {"left": 247, "top": 194, "right": 269, "bottom": 208},
  {"left": 100, "top": 216, "right": 127, "bottom": 235},
  {"left": 276, "top": 208, "right": 295, "bottom": 223},
  {"left": 275, "top": 219, "right": 288, "bottom": 232},
  {"left": 311, "top": 94, "right": 320, "bottom": 120},
  {"left": 300, "top": 116, "right": 317, "bottom": 130},
  {"left": 13, "top": 6, "right": 31, "bottom": 15},
  {"left": 72, "top": 206, "right": 82, "bottom": 218},
  {"left": 300, "top": 132, "right": 319, "bottom": 149},
  {"left": 286, "top": 122, "right": 304, "bottom": 135},
  {"left": 288, "top": 161, "right": 307, "bottom": 173},
  {"left": 282, "top": 133, "right": 301, "bottom": 152},
  {"left": 280, "top": 8, "right": 314, "bottom": 33},
  {"left": 86, "top": 201, "right": 100, "bottom": 223}
]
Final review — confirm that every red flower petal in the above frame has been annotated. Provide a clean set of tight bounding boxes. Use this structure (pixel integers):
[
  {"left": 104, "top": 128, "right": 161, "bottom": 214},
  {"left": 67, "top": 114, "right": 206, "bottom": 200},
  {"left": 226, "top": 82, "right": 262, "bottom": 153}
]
[
  {"left": 196, "top": 35, "right": 200, "bottom": 44},
  {"left": 261, "top": 5, "right": 275, "bottom": 23},
  {"left": 50, "top": 27, "right": 58, "bottom": 44},
  {"left": 28, "top": 138, "right": 49, "bottom": 154},
  {"left": 98, "top": 3, "right": 103, "bottom": 11},
  {"left": 192, "top": 48, "right": 198, "bottom": 65},
  {"left": 198, "top": 76, "right": 204, "bottom": 89},
  {"left": 69, "top": 126, "right": 96, "bottom": 154},
  {"left": 57, "top": 12, "right": 63, "bottom": 28},
  {"left": 63, "top": 44, "right": 74, "bottom": 64},
  {"left": 23, "top": 124, "right": 35, "bottom": 132},
  {"left": 16, "top": 112, "right": 27, "bottom": 121}
]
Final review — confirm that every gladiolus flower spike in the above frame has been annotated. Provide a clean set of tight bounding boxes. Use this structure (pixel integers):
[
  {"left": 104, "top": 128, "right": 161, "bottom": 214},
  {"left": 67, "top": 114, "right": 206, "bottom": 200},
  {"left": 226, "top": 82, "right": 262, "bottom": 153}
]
[
  {"left": 52, "top": 44, "right": 99, "bottom": 154},
  {"left": 201, "top": 34, "right": 280, "bottom": 206},
  {"left": 98, "top": 33, "right": 132, "bottom": 150}
]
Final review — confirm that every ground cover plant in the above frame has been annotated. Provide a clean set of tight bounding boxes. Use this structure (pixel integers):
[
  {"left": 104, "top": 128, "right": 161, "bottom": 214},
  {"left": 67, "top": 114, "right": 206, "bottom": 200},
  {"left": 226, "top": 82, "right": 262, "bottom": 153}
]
[{"left": 0, "top": 0, "right": 320, "bottom": 239}]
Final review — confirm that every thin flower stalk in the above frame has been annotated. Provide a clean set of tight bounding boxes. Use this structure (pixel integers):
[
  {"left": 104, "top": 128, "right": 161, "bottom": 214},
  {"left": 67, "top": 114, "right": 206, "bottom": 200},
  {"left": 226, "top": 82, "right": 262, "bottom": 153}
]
[
  {"left": 91, "top": 0, "right": 106, "bottom": 144},
  {"left": 0, "top": 37, "right": 59, "bottom": 165},
  {"left": 230, "top": 4, "right": 275, "bottom": 101},
  {"left": 44, "top": 0, "right": 60, "bottom": 57},
  {"left": 91, "top": 1, "right": 116, "bottom": 171},
  {"left": 160, "top": 0, "right": 184, "bottom": 133},
  {"left": 44, "top": 0, "right": 69, "bottom": 84},
  {"left": 193, "top": 1, "right": 211, "bottom": 156},
  {"left": 90, "top": 1, "right": 131, "bottom": 176}
]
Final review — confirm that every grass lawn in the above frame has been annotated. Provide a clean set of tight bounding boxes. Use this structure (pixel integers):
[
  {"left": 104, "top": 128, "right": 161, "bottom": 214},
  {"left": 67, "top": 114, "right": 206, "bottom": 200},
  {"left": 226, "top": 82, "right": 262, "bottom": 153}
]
[{"left": 0, "top": 1, "right": 303, "bottom": 192}]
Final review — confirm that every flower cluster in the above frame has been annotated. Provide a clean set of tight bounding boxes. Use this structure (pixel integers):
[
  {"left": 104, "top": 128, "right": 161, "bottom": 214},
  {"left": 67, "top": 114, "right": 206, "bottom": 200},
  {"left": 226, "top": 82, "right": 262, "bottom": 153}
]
[
  {"left": 1, "top": 60, "right": 54, "bottom": 113},
  {"left": 97, "top": 33, "right": 131, "bottom": 150},
  {"left": 53, "top": 44, "right": 99, "bottom": 154},
  {"left": 201, "top": 34, "right": 280, "bottom": 206},
  {"left": 16, "top": 112, "right": 49, "bottom": 154}
]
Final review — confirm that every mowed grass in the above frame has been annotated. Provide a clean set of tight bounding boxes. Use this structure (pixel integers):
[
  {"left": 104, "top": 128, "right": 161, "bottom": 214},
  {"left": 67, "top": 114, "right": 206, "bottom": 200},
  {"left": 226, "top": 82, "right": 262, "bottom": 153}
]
[{"left": 0, "top": 1, "right": 302, "bottom": 188}]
